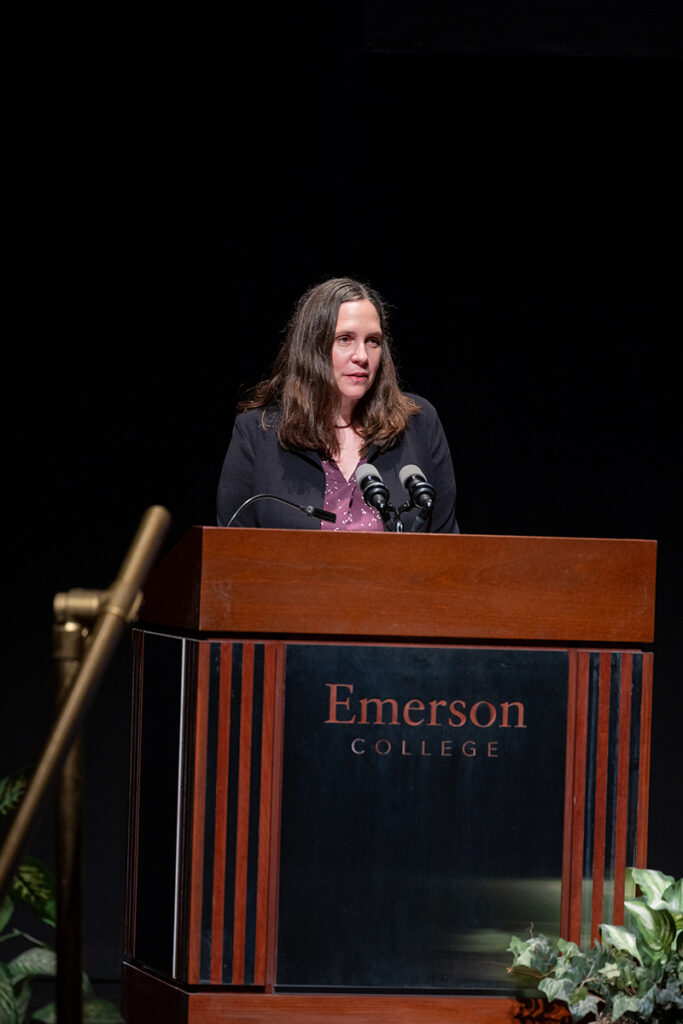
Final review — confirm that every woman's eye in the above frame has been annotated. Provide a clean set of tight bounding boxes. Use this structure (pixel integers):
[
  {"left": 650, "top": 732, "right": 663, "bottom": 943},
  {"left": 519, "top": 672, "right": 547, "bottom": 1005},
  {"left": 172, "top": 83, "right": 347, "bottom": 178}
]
[{"left": 367, "top": 337, "right": 381, "bottom": 347}]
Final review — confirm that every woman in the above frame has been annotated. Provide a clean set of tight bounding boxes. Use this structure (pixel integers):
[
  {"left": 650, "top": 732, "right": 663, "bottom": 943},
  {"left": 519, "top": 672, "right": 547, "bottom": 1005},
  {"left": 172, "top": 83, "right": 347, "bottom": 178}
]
[{"left": 216, "top": 277, "right": 458, "bottom": 532}]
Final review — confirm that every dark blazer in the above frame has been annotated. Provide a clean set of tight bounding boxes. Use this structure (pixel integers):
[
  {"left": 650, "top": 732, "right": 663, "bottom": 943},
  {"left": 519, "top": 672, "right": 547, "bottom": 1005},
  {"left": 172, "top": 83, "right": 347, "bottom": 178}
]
[{"left": 216, "top": 395, "right": 459, "bottom": 532}]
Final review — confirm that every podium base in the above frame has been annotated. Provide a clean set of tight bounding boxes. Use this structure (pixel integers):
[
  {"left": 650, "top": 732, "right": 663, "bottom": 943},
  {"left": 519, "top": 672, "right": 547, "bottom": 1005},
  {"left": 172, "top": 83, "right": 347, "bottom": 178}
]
[{"left": 121, "top": 963, "right": 521, "bottom": 1023}]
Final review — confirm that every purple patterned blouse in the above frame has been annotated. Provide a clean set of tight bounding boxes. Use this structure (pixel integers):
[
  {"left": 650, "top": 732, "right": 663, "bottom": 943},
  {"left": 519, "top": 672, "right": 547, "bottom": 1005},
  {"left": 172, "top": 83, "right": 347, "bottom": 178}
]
[{"left": 320, "top": 459, "right": 384, "bottom": 532}]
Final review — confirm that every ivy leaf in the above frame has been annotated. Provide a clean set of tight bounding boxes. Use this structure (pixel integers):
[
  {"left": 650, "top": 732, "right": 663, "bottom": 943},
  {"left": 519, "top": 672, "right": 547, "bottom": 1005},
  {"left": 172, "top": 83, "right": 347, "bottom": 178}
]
[
  {"left": 612, "top": 992, "right": 641, "bottom": 1019},
  {"left": 656, "top": 975, "right": 683, "bottom": 1009},
  {"left": 556, "top": 937, "right": 581, "bottom": 957},
  {"left": 507, "top": 933, "right": 557, "bottom": 975},
  {"left": 0, "top": 769, "right": 31, "bottom": 818},
  {"left": 553, "top": 947, "right": 588, "bottom": 984},
  {"left": 538, "top": 975, "right": 576, "bottom": 1006},
  {"left": 9, "top": 946, "right": 57, "bottom": 981},
  {"left": 11, "top": 858, "right": 56, "bottom": 927},
  {"left": 571, "top": 992, "right": 602, "bottom": 1021},
  {"left": 506, "top": 961, "right": 544, "bottom": 982}
]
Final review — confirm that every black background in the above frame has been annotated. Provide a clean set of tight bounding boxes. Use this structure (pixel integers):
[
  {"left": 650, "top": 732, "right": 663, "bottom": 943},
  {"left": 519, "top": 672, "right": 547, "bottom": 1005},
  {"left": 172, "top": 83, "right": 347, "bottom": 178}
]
[{"left": 3, "top": 3, "right": 681, "bottom": 984}]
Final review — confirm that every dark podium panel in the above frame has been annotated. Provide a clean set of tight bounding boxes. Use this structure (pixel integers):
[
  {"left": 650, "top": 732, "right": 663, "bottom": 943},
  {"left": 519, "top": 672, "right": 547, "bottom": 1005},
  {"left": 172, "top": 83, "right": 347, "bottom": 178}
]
[{"left": 123, "top": 529, "right": 656, "bottom": 1024}]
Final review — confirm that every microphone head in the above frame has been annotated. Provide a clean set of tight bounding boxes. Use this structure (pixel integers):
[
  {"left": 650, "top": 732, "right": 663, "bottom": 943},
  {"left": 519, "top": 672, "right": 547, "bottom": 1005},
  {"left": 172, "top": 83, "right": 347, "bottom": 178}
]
[
  {"left": 355, "top": 464, "right": 389, "bottom": 512},
  {"left": 399, "top": 463, "right": 434, "bottom": 509},
  {"left": 355, "top": 464, "right": 381, "bottom": 488},
  {"left": 399, "top": 464, "right": 424, "bottom": 490}
]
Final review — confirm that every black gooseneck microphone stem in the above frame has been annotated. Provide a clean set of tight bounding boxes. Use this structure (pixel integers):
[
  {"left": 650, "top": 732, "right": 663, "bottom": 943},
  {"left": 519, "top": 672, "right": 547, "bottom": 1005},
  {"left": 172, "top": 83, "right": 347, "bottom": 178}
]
[{"left": 226, "top": 494, "right": 336, "bottom": 528}]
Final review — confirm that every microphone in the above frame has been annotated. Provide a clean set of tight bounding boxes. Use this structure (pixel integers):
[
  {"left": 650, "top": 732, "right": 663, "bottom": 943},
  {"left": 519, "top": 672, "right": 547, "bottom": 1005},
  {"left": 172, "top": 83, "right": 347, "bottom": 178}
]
[
  {"left": 355, "top": 465, "right": 390, "bottom": 513},
  {"left": 399, "top": 465, "right": 435, "bottom": 510}
]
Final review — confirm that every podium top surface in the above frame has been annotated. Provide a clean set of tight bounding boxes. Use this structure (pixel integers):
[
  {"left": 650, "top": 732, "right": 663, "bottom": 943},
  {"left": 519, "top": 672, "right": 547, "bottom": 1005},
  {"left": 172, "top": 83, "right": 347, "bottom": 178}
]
[{"left": 140, "top": 528, "right": 657, "bottom": 644}]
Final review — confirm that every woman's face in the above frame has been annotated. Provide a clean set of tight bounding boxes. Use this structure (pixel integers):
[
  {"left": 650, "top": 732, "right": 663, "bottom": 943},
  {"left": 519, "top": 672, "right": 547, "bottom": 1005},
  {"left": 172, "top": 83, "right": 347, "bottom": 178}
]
[{"left": 331, "top": 299, "right": 383, "bottom": 417}]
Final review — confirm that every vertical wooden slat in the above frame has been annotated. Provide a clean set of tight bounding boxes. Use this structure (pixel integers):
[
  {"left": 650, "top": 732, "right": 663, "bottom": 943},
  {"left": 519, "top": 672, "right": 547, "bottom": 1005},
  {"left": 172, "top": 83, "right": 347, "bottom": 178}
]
[
  {"left": 252, "top": 643, "right": 278, "bottom": 983},
  {"left": 567, "top": 651, "right": 590, "bottom": 943},
  {"left": 265, "top": 642, "right": 287, "bottom": 991},
  {"left": 613, "top": 654, "right": 632, "bottom": 925},
  {"left": 561, "top": 651, "right": 579, "bottom": 938},
  {"left": 210, "top": 645, "right": 233, "bottom": 982},
  {"left": 636, "top": 654, "right": 654, "bottom": 867},
  {"left": 232, "top": 643, "right": 255, "bottom": 983},
  {"left": 590, "top": 652, "right": 611, "bottom": 944},
  {"left": 188, "top": 643, "right": 210, "bottom": 983}
]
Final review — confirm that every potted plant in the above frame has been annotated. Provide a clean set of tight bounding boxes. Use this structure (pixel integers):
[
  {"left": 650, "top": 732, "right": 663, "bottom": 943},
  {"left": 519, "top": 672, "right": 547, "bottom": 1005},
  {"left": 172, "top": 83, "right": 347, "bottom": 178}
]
[
  {"left": 0, "top": 767, "right": 123, "bottom": 1023},
  {"left": 507, "top": 868, "right": 683, "bottom": 1023}
]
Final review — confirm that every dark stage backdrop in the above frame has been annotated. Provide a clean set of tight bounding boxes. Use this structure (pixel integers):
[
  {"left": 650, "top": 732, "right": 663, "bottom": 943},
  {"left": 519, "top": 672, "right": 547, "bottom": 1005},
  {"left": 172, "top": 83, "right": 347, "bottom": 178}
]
[{"left": 4, "top": 5, "right": 681, "bottom": 984}]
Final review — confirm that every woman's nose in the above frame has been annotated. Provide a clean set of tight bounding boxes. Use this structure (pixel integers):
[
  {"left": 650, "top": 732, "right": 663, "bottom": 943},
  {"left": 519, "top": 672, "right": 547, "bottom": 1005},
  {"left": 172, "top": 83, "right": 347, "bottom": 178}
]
[{"left": 351, "top": 342, "right": 369, "bottom": 364}]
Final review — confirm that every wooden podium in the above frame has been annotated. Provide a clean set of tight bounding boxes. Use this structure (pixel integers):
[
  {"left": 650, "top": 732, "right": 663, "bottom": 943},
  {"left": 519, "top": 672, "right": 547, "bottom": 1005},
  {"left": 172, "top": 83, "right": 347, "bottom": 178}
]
[{"left": 122, "top": 528, "right": 656, "bottom": 1024}]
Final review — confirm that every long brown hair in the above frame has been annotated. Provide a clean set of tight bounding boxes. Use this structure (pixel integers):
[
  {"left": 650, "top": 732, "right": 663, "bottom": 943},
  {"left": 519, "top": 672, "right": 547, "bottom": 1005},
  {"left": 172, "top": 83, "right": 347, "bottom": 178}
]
[{"left": 239, "top": 277, "right": 418, "bottom": 455}]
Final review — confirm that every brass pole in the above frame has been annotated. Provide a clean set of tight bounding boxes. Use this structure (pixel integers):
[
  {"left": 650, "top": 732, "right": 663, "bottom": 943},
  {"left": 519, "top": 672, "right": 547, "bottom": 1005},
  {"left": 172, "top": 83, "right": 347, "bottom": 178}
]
[
  {"left": 0, "top": 506, "right": 171, "bottom": 901},
  {"left": 54, "top": 620, "right": 86, "bottom": 1024}
]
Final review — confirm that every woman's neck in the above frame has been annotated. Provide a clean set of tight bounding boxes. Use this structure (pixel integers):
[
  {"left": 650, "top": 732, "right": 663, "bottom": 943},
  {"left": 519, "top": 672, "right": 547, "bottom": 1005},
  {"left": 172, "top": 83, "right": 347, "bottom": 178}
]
[{"left": 336, "top": 398, "right": 357, "bottom": 428}]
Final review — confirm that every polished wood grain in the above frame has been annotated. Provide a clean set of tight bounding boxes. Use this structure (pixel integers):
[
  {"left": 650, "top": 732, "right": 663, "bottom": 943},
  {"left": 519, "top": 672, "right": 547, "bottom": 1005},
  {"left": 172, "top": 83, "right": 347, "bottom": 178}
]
[
  {"left": 188, "top": 643, "right": 210, "bottom": 983},
  {"left": 122, "top": 962, "right": 520, "bottom": 1024},
  {"left": 567, "top": 651, "right": 591, "bottom": 944},
  {"left": 613, "top": 655, "right": 633, "bottom": 926},
  {"left": 210, "top": 644, "right": 233, "bottom": 983},
  {"left": 636, "top": 654, "right": 654, "bottom": 867},
  {"left": 141, "top": 528, "right": 657, "bottom": 644},
  {"left": 560, "top": 650, "right": 579, "bottom": 939}
]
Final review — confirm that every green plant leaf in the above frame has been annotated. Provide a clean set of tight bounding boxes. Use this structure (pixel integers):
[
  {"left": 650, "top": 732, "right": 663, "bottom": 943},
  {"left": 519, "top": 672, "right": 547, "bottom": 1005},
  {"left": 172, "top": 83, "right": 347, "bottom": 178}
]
[
  {"left": 624, "top": 900, "right": 676, "bottom": 957},
  {"left": 598, "top": 960, "right": 621, "bottom": 980},
  {"left": 612, "top": 991, "right": 641, "bottom": 1019},
  {"left": 551, "top": 946, "right": 588, "bottom": 985},
  {"left": 0, "top": 988, "right": 18, "bottom": 1024},
  {"left": 599, "top": 923, "right": 642, "bottom": 963},
  {"left": 11, "top": 859, "right": 56, "bottom": 927},
  {"left": 507, "top": 933, "right": 557, "bottom": 975},
  {"left": 571, "top": 992, "right": 602, "bottom": 1021},
  {"left": 506, "top": 961, "right": 544, "bottom": 982},
  {"left": 538, "top": 975, "right": 576, "bottom": 1006},
  {"left": 0, "top": 965, "right": 20, "bottom": 1024},
  {"left": 656, "top": 975, "right": 683, "bottom": 1010},
  {"left": 0, "top": 769, "right": 31, "bottom": 818},
  {"left": 83, "top": 1000, "right": 124, "bottom": 1022},
  {"left": 14, "top": 979, "right": 32, "bottom": 1024},
  {"left": 29, "top": 1004, "right": 55, "bottom": 1023},
  {"left": 556, "top": 937, "right": 581, "bottom": 957},
  {"left": 0, "top": 896, "right": 14, "bottom": 935},
  {"left": 658, "top": 878, "right": 683, "bottom": 913},
  {"left": 9, "top": 947, "right": 57, "bottom": 982},
  {"left": 630, "top": 867, "right": 675, "bottom": 905}
]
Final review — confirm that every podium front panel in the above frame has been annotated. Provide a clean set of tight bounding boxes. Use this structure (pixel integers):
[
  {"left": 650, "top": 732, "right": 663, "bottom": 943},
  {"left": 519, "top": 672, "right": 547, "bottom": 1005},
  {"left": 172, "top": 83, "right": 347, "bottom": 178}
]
[{"left": 125, "top": 631, "right": 651, "bottom": 995}]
